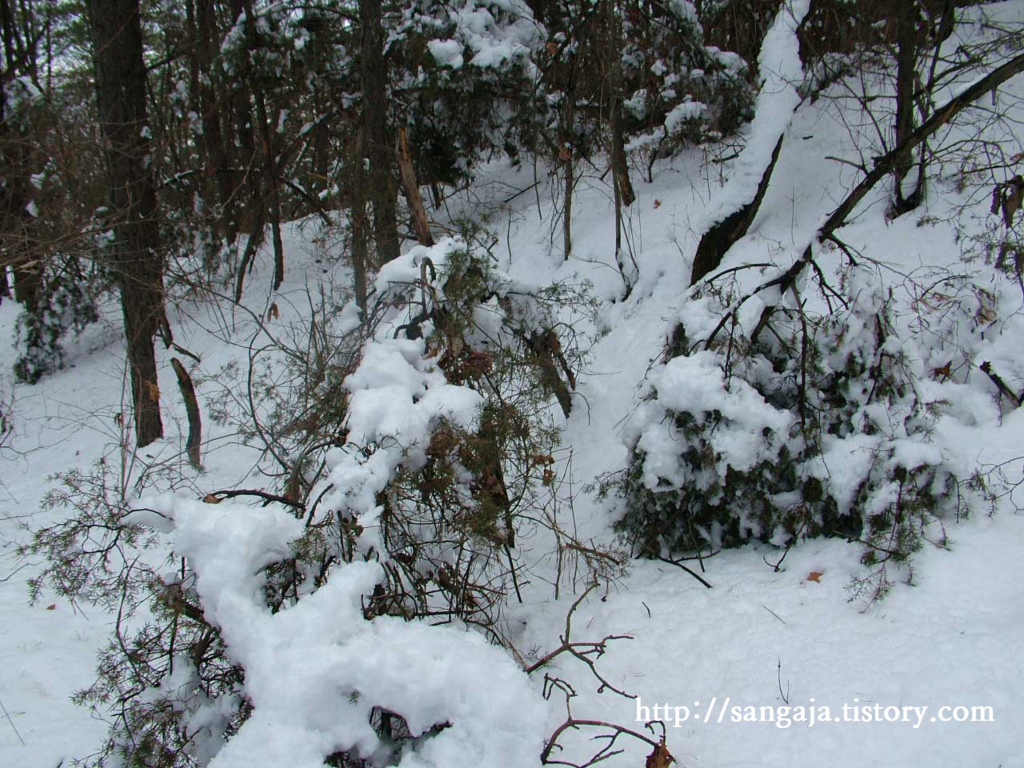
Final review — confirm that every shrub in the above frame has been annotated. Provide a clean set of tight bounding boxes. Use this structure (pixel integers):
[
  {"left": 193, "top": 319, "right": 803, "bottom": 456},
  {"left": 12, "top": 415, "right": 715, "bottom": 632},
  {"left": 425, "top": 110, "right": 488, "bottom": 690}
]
[{"left": 609, "top": 266, "right": 958, "bottom": 599}]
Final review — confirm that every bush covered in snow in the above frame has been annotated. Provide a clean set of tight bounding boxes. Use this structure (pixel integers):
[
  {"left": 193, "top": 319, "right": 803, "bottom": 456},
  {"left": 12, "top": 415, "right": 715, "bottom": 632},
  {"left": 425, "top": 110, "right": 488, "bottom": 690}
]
[
  {"left": 611, "top": 266, "right": 959, "bottom": 598},
  {"left": 14, "top": 267, "right": 98, "bottom": 384},
  {"left": 23, "top": 235, "right": 604, "bottom": 767}
]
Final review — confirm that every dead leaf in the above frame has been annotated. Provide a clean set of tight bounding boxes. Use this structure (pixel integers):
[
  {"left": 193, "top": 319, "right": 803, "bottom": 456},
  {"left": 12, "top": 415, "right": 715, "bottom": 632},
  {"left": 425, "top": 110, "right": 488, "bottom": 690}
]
[
  {"left": 653, "top": 199, "right": 662, "bottom": 209},
  {"left": 807, "top": 571, "right": 824, "bottom": 582},
  {"left": 933, "top": 362, "right": 952, "bottom": 380},
  {"left": 268, "top": 303, "right": 280, "bottom": 321},
  {"left": 546, "top": 41, "right": 558, "bottom": 56},
  {"left": 203, "top": 493, "right": 222, "bottom": 504},
  {"left": 543, "top": 468, "right": 556, "bottom": 486},
  {"left": 645, "top": 739, "right": 675, "bottom": 768},
  {"left": 46, "top": 604, "right": 56, "bottom": 611}
]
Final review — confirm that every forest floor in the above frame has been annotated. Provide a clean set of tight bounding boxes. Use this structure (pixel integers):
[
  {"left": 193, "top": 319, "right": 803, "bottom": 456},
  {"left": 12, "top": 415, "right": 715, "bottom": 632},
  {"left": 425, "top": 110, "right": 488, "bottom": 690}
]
[{"left": 3, "top": 9, "right": 1024, "bottom": 764}]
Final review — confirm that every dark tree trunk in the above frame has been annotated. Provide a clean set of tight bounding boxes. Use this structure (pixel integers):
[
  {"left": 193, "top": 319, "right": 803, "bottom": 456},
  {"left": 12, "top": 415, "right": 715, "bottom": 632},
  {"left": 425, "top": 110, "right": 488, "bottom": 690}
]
[
  {"left": 892, "top": 0, "right": 923, "bottom": 215},
  {"left": 242, "top": 0, "right": 285, "bottom": 291},
  {"left": 86, "top": 0, "right": 165, "bottom": 447},
  {"left": 194, "top": 0, "right": 237, "bottom": 247},
  {"left": 396, "top": 126, "right": 434, "bottom": 247},
  {"left": 349, "top": 127, "right": 370, "bottom": 317},
  {"left": 225, "top": 0, "right": 258, "bottom": 235},
  {"left": 0, "top": 0, "right": 38, "bottom": 312},
  {"left": 360, "top": 0, "right": 399, "bottom": 267},
  {"left": 690, "top": 135, "right": 784, "bottom": 285}
]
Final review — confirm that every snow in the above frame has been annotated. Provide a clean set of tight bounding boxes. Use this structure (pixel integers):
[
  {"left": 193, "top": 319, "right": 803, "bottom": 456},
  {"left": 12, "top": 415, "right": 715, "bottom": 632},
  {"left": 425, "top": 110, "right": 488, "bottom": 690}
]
[
  {"left": 664, "top": 100, "right": 708, "bottom": 135},
  {"left": 428, "top": 39, "right": 464, "bottom": 69},
  {"left": 4, "top": 4, "right": 1024, "bottom": 767},
  {"left": 691, "top": 0, "right": 811, "bottom": 240}
]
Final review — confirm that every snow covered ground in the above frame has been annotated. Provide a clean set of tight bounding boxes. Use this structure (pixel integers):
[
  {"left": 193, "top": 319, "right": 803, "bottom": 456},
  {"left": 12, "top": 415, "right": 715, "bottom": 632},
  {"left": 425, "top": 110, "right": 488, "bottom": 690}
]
[{"left": 3, "top": 5, "right": 1024, "bottom": 765}]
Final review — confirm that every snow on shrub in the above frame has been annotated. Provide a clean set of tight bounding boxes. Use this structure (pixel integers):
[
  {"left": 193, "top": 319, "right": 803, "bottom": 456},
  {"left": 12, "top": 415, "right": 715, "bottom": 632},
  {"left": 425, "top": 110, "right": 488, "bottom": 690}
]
[
  {"left": 28, "top": 236, "right": 592, "bottom": 767},
  {"left": 610, "top": 265, "right": 959, "bottom": 600}
]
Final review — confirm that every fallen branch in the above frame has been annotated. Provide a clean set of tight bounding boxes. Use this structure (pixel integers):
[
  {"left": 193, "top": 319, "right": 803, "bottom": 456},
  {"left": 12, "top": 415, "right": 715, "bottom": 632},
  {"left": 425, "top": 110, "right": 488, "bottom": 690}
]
[{"left": 980, "top": 361, "right": 1023, "bottom": 408}]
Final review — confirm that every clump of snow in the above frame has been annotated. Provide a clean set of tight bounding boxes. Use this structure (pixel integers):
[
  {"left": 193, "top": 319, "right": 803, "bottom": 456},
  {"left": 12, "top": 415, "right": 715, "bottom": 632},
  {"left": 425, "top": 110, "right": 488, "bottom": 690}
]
[
  {"left": 428, "top": 38, "right": 464, "bottom": 69},
  {"left": 664, "top": 100, "right": 709, "bottom": 135},
  {"left": 148, "top": 496, "right": 546, "bottom": 768}
]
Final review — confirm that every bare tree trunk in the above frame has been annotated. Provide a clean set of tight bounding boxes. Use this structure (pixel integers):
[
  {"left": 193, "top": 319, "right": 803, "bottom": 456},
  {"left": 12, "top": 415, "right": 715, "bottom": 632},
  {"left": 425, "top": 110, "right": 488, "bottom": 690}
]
[
  {"left": 0, "top": 0, "right": 38, "bottom": 313},
  {"left": 608, "top": 0, "right": 635, "bottom": 293},
  {"left": 171, "top": 357, "right": 202, "bottom": 469},
  {"left": 690, "top": 135, "right": 784, "bottom": 285},
  {"left": 892, "top": 0, "right": 923, "bottom": 215},
  {"left": 349, "top": 128, "right": 370, "bottom": 318},
  {"left": 194, "top": 0, "right": 237, "bottom": 248},
  {"left": 242, "top": 0, "right": 285, "bottom": 291},
  {"left": 396, "top": 126, "right": 434, "bottom": 247},
  {"left": 86, "top": 0, "right": 165, "bottom": 447},
  {"left": 226, "top": 0, "right": 258, "bottom": 235},
  {"left": 360, "top": 0, "right": 399, "bottom": 267},
  {"left": 562, "top": 96, "right": 574, "bottom": 261}
]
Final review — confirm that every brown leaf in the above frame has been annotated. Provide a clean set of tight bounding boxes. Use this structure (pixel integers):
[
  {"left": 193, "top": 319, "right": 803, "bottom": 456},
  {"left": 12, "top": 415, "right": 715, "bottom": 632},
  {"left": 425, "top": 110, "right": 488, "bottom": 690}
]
[
  {"left": 546, "top": 41, "right": 558, "bottom": 56},
  {"left": 653, "top": 199, "right": 662, "bottom": 209},
  {"left": 267, "top": 303, "right": 280, "bottom": 321},
  {"left": 203, "top": 493, "right": 222, "bottom": 504},
  {"left": 645, "top": 739, "right": 675, "bottom": 768},
  {"left": 542, "top": 468, "right": 556, "bottom": 486},
  {"left": 807, "top": 571, "right": 824, "bottom": 583},
  {"left": 933, "top": 362, "right": 952, "bottom": 380},
  {"left": 46, "top": 604, "right": 56, "bottom": 611}
]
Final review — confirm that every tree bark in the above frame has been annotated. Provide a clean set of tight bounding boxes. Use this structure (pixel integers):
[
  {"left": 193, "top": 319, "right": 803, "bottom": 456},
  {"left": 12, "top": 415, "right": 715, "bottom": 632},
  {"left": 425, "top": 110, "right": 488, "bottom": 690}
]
[
  {"left": 396, "top": 127, "right": 434, "bottom": 247},
  {"left": 171, "top": 357, "right": 203, "bottom": 469},
  {"left": 349, "top": 128, "right": 370, "bottom": 318},
  {"left": 241, "top": 0, "right": 285, "bottom": 291},
  {"left": 892, "top": 0, "right": 923, "bottom": 214},
  {"left": 86, "top": 0, "right": 165, "bottom": 447},
  {"left": 690, "top": 135, "right": 784, "bottom": 285},
  {"left": 360, "top": 0, "right": 399, "bottom": 267},
  {"left": 194, "top": 0, "right": 237, "bottom": 247}
]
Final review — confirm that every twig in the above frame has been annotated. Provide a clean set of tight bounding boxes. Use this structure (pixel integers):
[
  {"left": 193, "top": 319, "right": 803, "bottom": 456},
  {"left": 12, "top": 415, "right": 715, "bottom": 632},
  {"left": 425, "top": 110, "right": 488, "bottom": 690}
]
[
  {"left": 0, "top": 695, "right": 25, "bottom": 745},
  {"left": 206, "top": 488, "right": 305, "bottom": 510},
  {"left": 777, "top": 659, "right": 790, "bottom": 704},
  {"left": 980, "top": 361, "right": 1023, "bottom": 408},
  {"left": 526, "top": 581, "right": 634, "bottom": 698},
  {"left": 762, "top": 605, "right": 787, "bottom": 625},
  {"left": 656, "top": 555, "right": 713, "bottom": 589}
]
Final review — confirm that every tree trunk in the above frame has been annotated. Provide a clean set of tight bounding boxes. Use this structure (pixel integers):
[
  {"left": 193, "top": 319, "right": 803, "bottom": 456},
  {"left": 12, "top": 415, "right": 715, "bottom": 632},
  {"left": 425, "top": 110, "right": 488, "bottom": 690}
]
[
  {"left": 86, "top": 0, "right": 165, "bottom": 447},
  {"left": 892, "top": 0, "right": 923, "bottom": 214},
  {"left": 241, "top": 0, "right": 285, "bottom": 291},
  {"left": 171, "top": 357, "right": 203, "bottom": 469},
  {"left": 195, "top": 0, "right": 237, "bottom": 248},
  {"left": 396, "top": 127, "right": 434, "bottom": 247},
  {"left": 690, "top": 135, "right": 785, "bottom": 285},
  {"left": 562, "top": 95, "right": 574, "bottom": 261},
  {"left": 360, "top": 0, "right": 399, "bottom": 267},
  {"left": 349, "top": 128, "right": 370, "bottom": 318}
]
